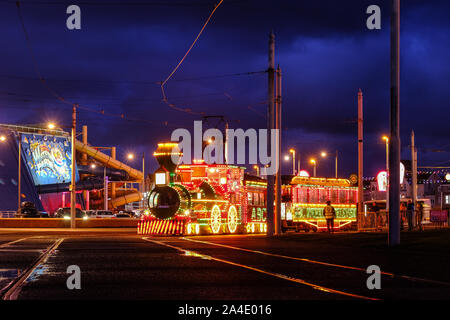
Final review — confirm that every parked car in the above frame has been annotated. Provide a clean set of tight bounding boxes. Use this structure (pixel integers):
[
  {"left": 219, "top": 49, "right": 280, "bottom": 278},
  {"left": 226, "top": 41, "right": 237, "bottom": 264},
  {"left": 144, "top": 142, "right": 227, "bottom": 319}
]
[
  {"left": 54, "top": 207, "right": 88, "bottom": 219},
  {"left": 16, "top": 201, "right": 40, "bottom": 218},
  {"left": 85, "top": 210, "right": 96, "bottom": 217},
  {"left": 115, "top": 210, "right": 133, "bottom": 218},
  {"left": 92, "top": 210, "right": 115, "bottom": 218}
]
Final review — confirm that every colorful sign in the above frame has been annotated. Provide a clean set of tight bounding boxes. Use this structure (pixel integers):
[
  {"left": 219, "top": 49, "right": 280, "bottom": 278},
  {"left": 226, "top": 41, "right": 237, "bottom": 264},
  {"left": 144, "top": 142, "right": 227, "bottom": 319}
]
[
  {"left": 377, "top": 171, "right": 388, "bottom": 191},
  {"left": 20, "top": 133, "right": 79, "bottom": 186}
]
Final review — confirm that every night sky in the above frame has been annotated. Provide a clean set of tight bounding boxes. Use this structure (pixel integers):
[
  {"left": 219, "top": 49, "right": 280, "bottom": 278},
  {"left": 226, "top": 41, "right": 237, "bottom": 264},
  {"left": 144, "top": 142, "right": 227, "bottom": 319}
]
[{"left": 0, "top": 0, "right": 449, "bottom": 178}]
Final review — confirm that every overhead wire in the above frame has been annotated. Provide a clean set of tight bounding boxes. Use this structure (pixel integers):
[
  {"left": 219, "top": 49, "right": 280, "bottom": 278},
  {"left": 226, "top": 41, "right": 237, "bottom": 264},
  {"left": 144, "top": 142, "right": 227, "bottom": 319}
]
[{"left": 160, "top": 0, "right": 224, "bottom": 115}]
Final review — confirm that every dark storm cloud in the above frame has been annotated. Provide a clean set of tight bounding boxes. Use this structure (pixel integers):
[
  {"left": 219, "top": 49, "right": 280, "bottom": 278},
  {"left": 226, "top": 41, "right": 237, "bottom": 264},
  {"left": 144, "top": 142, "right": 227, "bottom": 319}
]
[{"left": 0, "top": 0, "right": 449, "bottom": 175}]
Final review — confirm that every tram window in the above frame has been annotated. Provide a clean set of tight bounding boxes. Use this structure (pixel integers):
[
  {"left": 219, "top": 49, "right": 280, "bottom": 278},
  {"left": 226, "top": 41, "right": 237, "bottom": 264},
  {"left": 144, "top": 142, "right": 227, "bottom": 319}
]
[
  {"left": 260, "top": 193, "right": 265, "bottom": 206},
  {"left": 319, "top": 188, "right": 327, "bottom": 203},
  {"left": 248, "top": 192, "right": 252, "bottom": 205},
  {"left": 254, "top": 193, "right": 259, "bottom": 206},
  {"left": 339, "top": 189, "right": 346, "bottom": 203},
  {"left": 331, "top": 189, "right": 338, "bottom": 203},
  {"left": 310, "top": 188, "right": 318, "bottom": 203}
]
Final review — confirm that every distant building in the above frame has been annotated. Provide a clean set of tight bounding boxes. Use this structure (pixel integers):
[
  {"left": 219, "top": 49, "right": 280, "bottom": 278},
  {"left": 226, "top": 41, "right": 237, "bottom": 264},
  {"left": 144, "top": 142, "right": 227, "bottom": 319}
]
[{"left": 364, "top": 161, "right": 449, "bottom": 208}]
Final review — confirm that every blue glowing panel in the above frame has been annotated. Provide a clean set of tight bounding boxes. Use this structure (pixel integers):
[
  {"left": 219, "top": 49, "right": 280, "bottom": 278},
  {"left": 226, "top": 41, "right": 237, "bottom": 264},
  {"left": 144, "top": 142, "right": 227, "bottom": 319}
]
[{"left": 20, "top": 133, "right": 79, "bottom": 186}]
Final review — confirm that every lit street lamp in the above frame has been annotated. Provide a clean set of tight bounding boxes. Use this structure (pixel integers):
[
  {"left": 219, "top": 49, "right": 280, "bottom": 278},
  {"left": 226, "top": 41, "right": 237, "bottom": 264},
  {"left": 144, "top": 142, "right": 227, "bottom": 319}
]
[
  {"left": 289, "top": 149, "right": 296, "bottom": 175},
  {"left": 320, "top": 150, "right": 339, "bottom": 178},
  {"left": 382, "top": 136, "right": 389, "bottom": 172},
  {"left": 382, "top": 135, "right": 390, "bottom": 213},
  {"left": 126, "top": 152, "right": 145, "bottom": 207},
  {"left": 253, "top": 165, "right": 259, "bottom": 177},
  {"left": 310, "top": 158, "right": 317, "bottom": 177}
]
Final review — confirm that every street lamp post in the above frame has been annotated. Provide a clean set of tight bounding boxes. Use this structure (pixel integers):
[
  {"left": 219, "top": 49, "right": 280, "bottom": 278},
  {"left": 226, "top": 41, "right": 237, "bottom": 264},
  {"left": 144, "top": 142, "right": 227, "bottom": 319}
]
[
  {"left": 104, "top": 166, "right": 108, "bottom": 211},
  {"left": 310, "top": 159, "right": 317, "bottom": 177},
  {"left": 289, "top": 149, "right": 296, "bottom": 175},
  {"left": 141, "top": 152, "right": 145, "bottom": 209},
  {"left": 382, "top": 136, "right": 389, "bottom": 172},
  {"left": 335, "top": 150, "right": 338, "bottom": 179},
  {"left": 382, "top": 136, "right": 390, "bottom": 216},
  {"left": 320, "top": 151, "right": 338, "bottom": 178},
  {"left": 18, "top": 133, "right": 22, "bottom": 212},
  {"left": 253, "top": 165, "right": 259, "bottom": 177},
  {"left": 127, "top": 152, "right": 145, "bottom": 208}
]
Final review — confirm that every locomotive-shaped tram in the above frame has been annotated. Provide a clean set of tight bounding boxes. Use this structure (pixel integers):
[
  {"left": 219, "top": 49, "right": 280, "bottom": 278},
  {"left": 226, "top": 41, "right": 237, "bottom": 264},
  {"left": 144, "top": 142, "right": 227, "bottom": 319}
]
[
  {"left": 137, "top": 143, "right": 357, "bottom": 236},
  {"left": 137, "top": 143, "right": 267, "bottom": 236}
]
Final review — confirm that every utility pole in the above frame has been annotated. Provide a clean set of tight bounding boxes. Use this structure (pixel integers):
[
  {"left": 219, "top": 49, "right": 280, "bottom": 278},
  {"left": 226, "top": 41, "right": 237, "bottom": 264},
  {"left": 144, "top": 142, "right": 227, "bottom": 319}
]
[
  {"left": 411, "top": 130, "right": 417, "bottom": 226},
  {"left": 104, "top": 166, "right": 108, "bottom": 211},
  {"left": 275, "top": 65, "right": 282, "bottom": 235},
  {"left": 266, "top": 31, "right": 275, "bottom": 236},
  {"left": 111, "top": 147, "right": 116, "bottom": 202},
  {"left": 17, "top": 133, "right": 22, "bottom": 212},
  {"left": 389, "top": 0, "right": 401, "bottom": 246},
  {"left": 142, "top": 152, "right": 145, "bottom": 209},
  {"left": 70, "top": 104, "right": 77, "bottom": 229},
  {"left": 82, "top": 125, "right": 89, "bottom": 210},
  {"left": 357, "top": 89, "right": 364, "bottom": 230}
]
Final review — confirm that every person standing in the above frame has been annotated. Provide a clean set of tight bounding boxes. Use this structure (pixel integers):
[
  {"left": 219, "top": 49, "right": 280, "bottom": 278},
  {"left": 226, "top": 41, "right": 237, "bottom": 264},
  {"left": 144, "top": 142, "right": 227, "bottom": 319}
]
[
  {"left": 406, "top": 200, "right": 415, "bottom": 231},
  {"left": 416, "top": 202, "right": 424, "bottom": 231},
  {"left": 372, "top": 202, "right": 381, "bottom": 231},
  {"left": 400, "top": 201, "right": 406, "bottom": 231},
  {"left": 323, "top": 201, "right": 336, "bottom": 233}
]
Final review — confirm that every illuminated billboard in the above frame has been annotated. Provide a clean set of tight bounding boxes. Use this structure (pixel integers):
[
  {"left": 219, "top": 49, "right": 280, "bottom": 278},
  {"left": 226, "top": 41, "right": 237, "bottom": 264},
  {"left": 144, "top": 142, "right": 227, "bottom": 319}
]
[{"left": 20, "top": 133, "right": 79, "bottom": 186}]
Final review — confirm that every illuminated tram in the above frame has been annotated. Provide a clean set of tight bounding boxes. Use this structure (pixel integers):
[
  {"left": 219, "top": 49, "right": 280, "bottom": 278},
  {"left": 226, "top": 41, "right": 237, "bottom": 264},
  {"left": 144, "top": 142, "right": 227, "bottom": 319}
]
[
  {"left": 137, "top": 143, "right": 267, "bottom": 235},
  {"left": 282, "top": 176, "right": 358, "bottom": 232}
]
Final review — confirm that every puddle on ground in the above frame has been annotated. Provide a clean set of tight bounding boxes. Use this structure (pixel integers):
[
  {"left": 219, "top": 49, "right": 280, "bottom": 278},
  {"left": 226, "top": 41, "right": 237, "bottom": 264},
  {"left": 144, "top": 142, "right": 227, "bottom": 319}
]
[
  {"left": 182, "top": 250, "right": 212, "bottom": 260},
  {"left": 26, "top": 264, "right": 48, "bottom": 282}
]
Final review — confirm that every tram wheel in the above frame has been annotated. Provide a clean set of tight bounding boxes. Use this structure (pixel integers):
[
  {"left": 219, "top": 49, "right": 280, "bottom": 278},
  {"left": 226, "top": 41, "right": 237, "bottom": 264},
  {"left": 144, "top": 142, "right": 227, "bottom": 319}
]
[{"left": 210, "top": 205, "right": 222, "bottom": 234}]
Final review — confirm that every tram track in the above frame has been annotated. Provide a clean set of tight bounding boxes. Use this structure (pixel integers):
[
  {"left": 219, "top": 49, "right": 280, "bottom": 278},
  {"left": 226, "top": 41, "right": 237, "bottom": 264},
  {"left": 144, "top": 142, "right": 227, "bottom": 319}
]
[
  {"left": 181, "top": 237, "right": 450, "bottom": 287},
  {"left": 0, "top": 238, "right": 64, "bottom": 300},
  {"left": 142, "top": 237, "right": 380, "bottom": 300}
]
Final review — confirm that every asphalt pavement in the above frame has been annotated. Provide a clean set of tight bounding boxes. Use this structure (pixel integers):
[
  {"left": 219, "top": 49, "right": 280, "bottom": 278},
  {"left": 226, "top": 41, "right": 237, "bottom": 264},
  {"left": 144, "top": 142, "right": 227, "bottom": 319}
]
[{"left": 1, "top": 228, "right": 449, "bottom": 300}]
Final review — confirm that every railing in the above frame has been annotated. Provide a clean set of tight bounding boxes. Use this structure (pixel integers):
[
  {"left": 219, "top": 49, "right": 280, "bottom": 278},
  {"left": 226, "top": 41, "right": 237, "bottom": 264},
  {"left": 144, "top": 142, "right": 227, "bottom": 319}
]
[
  {"left": 0, "top": 211, "right": 17, "bottom": 218},
  {"left": 359, "top": 209, "right": 449, "bottom": 231}
]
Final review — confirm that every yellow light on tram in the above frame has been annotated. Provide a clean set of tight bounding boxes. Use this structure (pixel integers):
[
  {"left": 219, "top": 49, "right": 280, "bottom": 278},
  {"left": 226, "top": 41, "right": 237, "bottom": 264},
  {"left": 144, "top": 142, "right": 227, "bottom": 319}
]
[
  {"left": 0, "top": 135, "right": 6, "bottom": 142},
  {"left": 48, "top": 123, "right": 56, "bottom": 130}
]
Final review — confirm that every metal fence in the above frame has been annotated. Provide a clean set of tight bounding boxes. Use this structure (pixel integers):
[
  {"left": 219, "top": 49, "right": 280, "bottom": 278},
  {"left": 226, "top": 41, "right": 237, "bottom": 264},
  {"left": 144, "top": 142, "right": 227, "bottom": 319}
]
[
  {"left": 0, "top": 211, "right": 17, "bottom": 218},
  {"left": 359, "top": 209, "right": 449, "bottom": 231}
]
